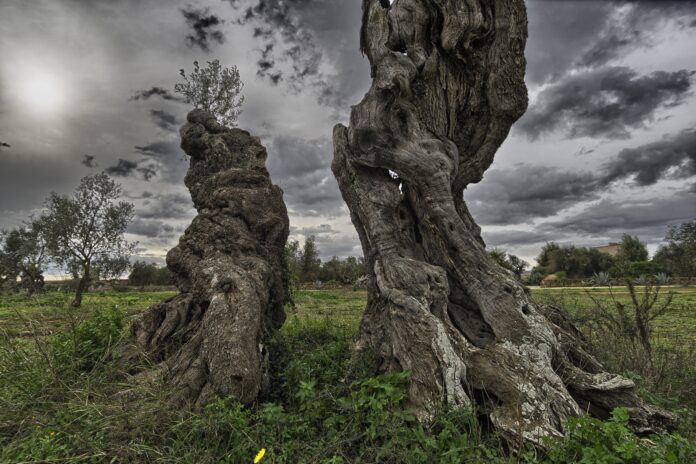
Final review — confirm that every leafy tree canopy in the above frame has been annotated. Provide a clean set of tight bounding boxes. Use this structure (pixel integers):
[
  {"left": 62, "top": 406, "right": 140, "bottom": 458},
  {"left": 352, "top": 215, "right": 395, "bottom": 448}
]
[
  {"left": 37, "top": 173, "right": 135, "bottom": 306},
  {"left": 175, "top": 59, "right": 244, "bottom": 127}
]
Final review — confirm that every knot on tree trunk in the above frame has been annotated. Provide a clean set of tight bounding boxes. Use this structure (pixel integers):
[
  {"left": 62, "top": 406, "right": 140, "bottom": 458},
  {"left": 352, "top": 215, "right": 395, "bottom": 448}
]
[
  {"left": 336, "top": 0, "right": 676, "bottom": 444},
  {"left": 130, "top": 109, "right": 289, "bottom": 408}
]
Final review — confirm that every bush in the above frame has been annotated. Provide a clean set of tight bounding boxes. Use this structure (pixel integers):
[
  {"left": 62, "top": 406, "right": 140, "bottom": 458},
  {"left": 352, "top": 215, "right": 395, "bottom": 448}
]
[
  {"left": 51, "top": 306, "right": 125, "bottom": 372},
  {"left": 543, "top": 408, "right": 695, "bottom": 463}
]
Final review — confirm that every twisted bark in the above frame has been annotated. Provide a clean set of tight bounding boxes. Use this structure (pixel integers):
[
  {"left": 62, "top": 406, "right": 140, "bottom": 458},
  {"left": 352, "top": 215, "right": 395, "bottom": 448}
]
[
  {"left": 333, "top": 0, "right": 675, "bottom": 443},
  {"left": 131, "top": 110, "right": 289, "bottom": 408}
]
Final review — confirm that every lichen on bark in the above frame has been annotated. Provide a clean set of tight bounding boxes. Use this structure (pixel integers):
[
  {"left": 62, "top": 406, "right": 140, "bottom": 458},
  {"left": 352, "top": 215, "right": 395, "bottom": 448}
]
[
  {"left": 130, "top": 110, "right": 289, "bottom": 408},
  {"left": 333, "top": 0, "right": 676, "bottom": 443}
]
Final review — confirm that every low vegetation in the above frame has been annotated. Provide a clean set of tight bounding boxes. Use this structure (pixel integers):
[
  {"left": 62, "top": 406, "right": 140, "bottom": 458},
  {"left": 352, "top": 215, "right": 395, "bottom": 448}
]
[{"left": 1, "top": 286, "right": 694, "bottom": 462}]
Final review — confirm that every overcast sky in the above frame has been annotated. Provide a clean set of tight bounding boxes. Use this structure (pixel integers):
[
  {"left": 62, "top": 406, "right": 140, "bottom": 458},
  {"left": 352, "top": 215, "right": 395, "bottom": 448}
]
[{"left": 1, "top": 0, "right": 695, "bottom": 267}]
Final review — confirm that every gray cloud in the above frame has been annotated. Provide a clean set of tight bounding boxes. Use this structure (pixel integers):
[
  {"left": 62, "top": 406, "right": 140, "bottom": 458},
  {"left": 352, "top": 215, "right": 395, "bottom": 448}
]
[
  {"left": 135, "top": 141, "right": 182, "bottom": 159},
  {"left": 601, "top": 129, "right": 696, "bottom": 186},
  {"left": 138, "top": 192, "right": 194, "bottom": 220},
  {"left": 81, "top": 154, "right": 97, "bottom": 168},
  {"left": 128, "top": 218, "right": 177, "bottom": 238},
  {"left": 150, "top": 109, "right": 180, "bottom": 132},
  {"left": 180, "top": 5, "right": 225, "bottom": 52},
  {"left": 517, "top": 67, "right": 694, "bottom": 140},
  {"left": 267, "top": 135, "right": 344, "bottom": 215},
  {"left": 525, "top": 0, "right": 614, "bottom": 84},
  {"left": 134, "top": 140, "right": 187, "bottom": 182},
  {"left": 543, "top": 192, "right": 696, "bottom": 240},
  {"left": 226, "top": 0, "right": 369, "bottom": 109},
  {"left": 129, "top": 86, "right": 183, "bottom": 102},
  {"left": 578, "top": 1, "right": 696, "bottom": 69},
  {"left": 524, "top": 1, "right": 696, "bottom": 85},
  {"left": 466, "top": 164, "right": 600, "bottom": 225},
  {"left": 105, "top": 158, "right": 157, "bottom": 181},
  {"left": 469, "top": 129, "right": 696, "bottom": 226},
  {"left": 105, "top": 158, "right": 138, "bottom": 177}
]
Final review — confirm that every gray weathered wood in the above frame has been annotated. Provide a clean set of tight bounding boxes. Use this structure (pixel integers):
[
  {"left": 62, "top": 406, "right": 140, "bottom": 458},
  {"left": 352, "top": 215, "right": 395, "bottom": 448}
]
[
  {"left": 131, "top": 110, "right": 289, "bottom": 408},
  {"left": 333, "top": 0, "right": 675, "bottom": 443}
]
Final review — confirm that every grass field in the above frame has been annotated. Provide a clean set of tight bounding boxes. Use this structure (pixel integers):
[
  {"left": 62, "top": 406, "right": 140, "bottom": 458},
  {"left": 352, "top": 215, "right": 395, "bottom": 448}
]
[
  {"left": 0, "top": 286, "right": 694, "bottom": 462},
  {"left": 531, "top": 285, "right": 696, "bottom": 342},
  {"left": 3, "top": 285, "right": 692, "bottom": 342}
]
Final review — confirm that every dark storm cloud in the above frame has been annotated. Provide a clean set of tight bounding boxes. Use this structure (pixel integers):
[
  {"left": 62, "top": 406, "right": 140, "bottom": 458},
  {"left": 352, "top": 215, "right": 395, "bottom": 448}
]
[
  {"left": 543, "top": 192, "right": 696, "bottom": 240},
  {"left": 135, "top": 141, "right": 182, "bottom": 158},
  {"left": 180, "top": 5, "right": 225, "bottom": 52},
  {"left": 0, "top": 141, "right": 10, "bottom": 150},
  {"left": 266, "top": 135, "right": 344, "bottom": 215},
  {"left": 81, "top": 154, "right": 97, "bottom": 168},
  {"left": 129, "top": 86, "right": 183, "bottom": 102},
  {"left": 0, "top": 153, "right": 77, "bottom": 213},
  {"left": 105, "top": 159, "right": 157, "bottom": 181},
  {"left": 229, "top": 0, "right": 321, "bottom": 87},
  {"left": 577, "top": 1, "right": 696, "bottom": 69},
  {"left": 465, "top": 164, "right": 600, "bottom": 226},
  {"left": 517, "top": 67, "right": 694, "bottom": 140},
  {"left": 525, "top": 0, "right": 614, "bottom": 84},
  {"left": 468, "top": 129, "right": 696, "bottom": 226},
  {"left": 138, "top": 192, "right": 194, "bottom": 220},
  {"left": 105, "top": 159, "right": 138, "bottom": 177},
  {"left": 481, "top": 229, "right": 562, "bottom": 249},
  {"left": 150, "top": 109, "right": 180, "bottom": 132},
  {"left": 600, "top": 129, "right": 696, "bottom": 187},
  {"left": 134, "top": 140, "right": 188, "bottom": 183},
  {"left": 524, "top": 1, "right": 696, "bottom": 85},
  {"left": 128, "top": 218, "right": 177, "bottom": 238},
  {"left": 226, "top": 0, "right": 369, "bottom": 108}
]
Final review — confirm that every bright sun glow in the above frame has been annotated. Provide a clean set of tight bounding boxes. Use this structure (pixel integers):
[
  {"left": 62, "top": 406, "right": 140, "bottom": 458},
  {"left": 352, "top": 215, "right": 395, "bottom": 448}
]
[{"left": 19, "top": 73, "right": 66, "bottom": 114}]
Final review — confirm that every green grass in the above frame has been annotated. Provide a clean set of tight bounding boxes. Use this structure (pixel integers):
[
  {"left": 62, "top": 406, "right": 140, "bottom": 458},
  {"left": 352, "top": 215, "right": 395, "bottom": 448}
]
[
  {"left": 531, "top": 286, "right": 696, "bottom": 341},
  {"left": 0, "top": 286, "right": 694, "bottom": 463},
  {"left": 0, "top": 290, "right": 175, "bottom": 337}
]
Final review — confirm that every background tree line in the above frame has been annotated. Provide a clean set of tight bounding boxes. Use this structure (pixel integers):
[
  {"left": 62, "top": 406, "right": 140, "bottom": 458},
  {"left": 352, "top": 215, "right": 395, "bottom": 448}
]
[
  {"left": 284, "top": 236, "right": 366, "bottom": 284},
  {"left": 526, "top": 223, "right": 696, "bottom": 284}
]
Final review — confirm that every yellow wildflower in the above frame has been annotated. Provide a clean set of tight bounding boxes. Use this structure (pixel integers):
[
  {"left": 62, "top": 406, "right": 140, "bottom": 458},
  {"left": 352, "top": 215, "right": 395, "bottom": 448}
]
[
  {"left": 253, "top": 448, "right": 266, "bottom": 463},
  {"left": 49, "top": 431, "right": 55, "bottom": 437}
]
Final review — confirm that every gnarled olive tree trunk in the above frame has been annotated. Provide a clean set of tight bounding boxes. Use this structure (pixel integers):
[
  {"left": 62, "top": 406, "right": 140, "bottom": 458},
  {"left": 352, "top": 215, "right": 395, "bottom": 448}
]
[
  {"left": 333, "top": 0, "right": 675, "bottom": 443},
  {"left": 131, "top": 110, "right": 289, "bottom": 408}
]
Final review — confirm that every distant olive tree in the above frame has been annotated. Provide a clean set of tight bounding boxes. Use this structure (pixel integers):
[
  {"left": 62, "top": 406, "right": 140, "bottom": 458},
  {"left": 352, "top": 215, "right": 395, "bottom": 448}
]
[
  {"left": 617, "top": 234, "right": 649, "bottom": 263},
  {"left": 0, "top": 223, "right": 47, "bottom": 294},
  {"left": 489, "top": 248, "right": 528, "bottom": 279},
  {"left": 174, "top": 59, "right": 244, "bottom": 127},
  {"left": 38, "top": 173, "right": 136, "bottom": 307}
]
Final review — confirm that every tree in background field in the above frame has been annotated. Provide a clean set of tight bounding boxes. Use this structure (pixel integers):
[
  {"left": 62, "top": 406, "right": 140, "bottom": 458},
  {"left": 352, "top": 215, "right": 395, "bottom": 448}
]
[
  {"left": 617, "top": 234, "right": 649, "bottom": 262},
  {"left": 0, "top": 223, "right": 48, "bottom": 294},
  {"left": 653, "top": 220, "right": 696, "bottom": 277},
  {"left": 488, "top": 249, "right": 528, "bottom": 280},
  {"left": 128, "top": 261, "right": 174, "bottom": 287},
  {"left": 284, "top": 238, "right": 366, "bottom": 285},
  {"left": 38, "top": 173, "right": 136, "bottom": 307},
  {"left": 299, "top": 235, "right": 321, "bottom": 282},
  {"left": 174, "top": 60, "right": 244, "bottom": 127},
  {"left": 534, "top": 242, "right": 615, "bottom": 279}
]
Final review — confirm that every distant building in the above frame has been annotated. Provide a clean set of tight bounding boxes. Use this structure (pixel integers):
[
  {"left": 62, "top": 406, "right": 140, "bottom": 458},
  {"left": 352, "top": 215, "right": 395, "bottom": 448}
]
[{"left": 593, "top": 242, "right": 621, "bottom": 257}]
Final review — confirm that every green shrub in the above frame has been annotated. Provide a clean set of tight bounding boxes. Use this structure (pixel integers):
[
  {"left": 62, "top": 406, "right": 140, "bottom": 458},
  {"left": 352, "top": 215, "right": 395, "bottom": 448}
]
[
  {"left": 543, "top": 408, "right": 696, "bottom": 463},
  {"left": 51, "top": 306, "right": 125, "bottom": 372}
]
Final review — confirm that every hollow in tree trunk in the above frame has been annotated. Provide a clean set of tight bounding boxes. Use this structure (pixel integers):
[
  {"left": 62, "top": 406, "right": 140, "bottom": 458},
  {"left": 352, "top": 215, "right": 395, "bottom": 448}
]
[
  {"left": 130, "top": 110, "right": 289, "bottom": 408},
  {"left": 332, "top": 0, "right": 676, "bottom": 444}
]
